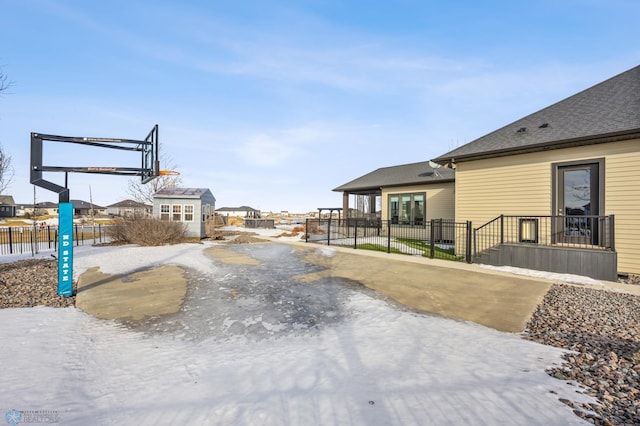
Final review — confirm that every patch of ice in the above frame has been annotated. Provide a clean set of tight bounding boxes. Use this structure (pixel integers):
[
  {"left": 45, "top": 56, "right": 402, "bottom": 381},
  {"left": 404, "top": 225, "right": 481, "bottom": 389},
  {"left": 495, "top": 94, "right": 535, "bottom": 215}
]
[
  {"left": 261, "top": 321, "right": 287, "bottom": 332},
  {"left": 316, "top": 246, "right": 337, "bottom": 257}
]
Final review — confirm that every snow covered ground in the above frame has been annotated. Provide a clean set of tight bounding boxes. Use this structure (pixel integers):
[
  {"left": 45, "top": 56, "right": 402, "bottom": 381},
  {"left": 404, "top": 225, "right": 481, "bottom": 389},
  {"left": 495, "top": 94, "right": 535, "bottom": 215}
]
[{"left": 0, "top": 228, "right": 597, "bottom": 425}]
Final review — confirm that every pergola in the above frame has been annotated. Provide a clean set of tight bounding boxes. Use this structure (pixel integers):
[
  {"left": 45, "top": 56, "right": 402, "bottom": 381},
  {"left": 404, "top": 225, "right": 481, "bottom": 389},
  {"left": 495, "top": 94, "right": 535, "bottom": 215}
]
[{"left": 317, "top": 207, "right": 342, "bottom": 222}]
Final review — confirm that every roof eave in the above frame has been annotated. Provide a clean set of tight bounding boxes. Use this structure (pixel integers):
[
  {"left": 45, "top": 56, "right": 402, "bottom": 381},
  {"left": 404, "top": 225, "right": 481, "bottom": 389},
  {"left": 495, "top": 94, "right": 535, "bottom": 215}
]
[
  {"left": 333, "top": 177, "right": 455, "bottom": 193},
  {"left": 332, "top": 186, "right": 382, "bottom": 194},
  {"left": 432, "top": 129, "right": 640, "bottom": 164}
]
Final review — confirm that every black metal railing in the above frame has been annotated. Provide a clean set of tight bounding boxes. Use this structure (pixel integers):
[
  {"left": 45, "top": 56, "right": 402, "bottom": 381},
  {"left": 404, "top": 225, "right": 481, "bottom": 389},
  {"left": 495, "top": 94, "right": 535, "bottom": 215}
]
[
  {"left": 0, "top": 224, "right": 112, "bottom": 257},
  {"left": 473, "top": 214, "right": 615, "bottom": 257},
  {"left": 306, "top": 218, "right": 472, "bottom": 262}
]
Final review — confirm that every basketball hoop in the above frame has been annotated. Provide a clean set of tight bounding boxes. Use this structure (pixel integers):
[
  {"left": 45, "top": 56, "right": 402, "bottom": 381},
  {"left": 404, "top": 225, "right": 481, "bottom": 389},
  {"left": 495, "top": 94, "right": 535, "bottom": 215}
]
[{"left": 159, "top": 170, "right": 180, "bottom": 176}]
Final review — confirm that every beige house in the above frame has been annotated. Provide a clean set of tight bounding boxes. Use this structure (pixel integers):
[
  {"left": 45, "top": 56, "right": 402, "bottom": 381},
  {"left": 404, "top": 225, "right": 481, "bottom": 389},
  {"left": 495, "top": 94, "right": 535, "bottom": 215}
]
[
  {"left": 433, "top": 65, "right": 640, "bottom": 277},
  {"left": 215, "top": 206, "right": 261, "bottom": 218},
  {"left": 333, "top": 161, "right": 455, "bottom": 224},
  {"left": 106, "top": 199, "right": 152, "bottom": 218},
  {"left": 15, "top": 201, "right": 58, "bottom": 217}
]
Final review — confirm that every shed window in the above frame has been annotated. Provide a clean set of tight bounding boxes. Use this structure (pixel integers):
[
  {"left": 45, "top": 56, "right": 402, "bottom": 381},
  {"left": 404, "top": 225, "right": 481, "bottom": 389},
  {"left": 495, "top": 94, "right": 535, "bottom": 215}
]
[
  {"left": 172, "top": 205, "right": 182, "bottom": 221},
  {"left": 160, "top": 204, "right": 170, "bottom": 221},
  {"left": 184, "top": 204, "right": 194, "bottom": 222}
]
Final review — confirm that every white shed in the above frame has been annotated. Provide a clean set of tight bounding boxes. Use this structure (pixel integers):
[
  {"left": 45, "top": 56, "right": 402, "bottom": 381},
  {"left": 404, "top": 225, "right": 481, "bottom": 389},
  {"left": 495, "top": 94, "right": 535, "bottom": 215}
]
[{"left": 152, "top": 188, "right": 216, "bottom": 238}]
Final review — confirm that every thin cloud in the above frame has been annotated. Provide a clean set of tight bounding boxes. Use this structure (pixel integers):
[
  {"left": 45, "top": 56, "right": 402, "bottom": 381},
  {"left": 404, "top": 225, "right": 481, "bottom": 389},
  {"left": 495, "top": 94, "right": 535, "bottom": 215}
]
[
  {"left": 234, "top": 134, "right": 294, "bottom": 167},
  {"left": 35, "top": 2, "right": 489, "bottom": 94}
]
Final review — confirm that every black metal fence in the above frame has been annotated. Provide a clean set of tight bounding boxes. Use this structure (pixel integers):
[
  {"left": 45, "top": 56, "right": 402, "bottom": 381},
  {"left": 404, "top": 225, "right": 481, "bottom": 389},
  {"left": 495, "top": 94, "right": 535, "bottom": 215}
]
[
  {"left": 306, "top": 218, "right": 472, "bottom": 262},
  {"left": 0, "top": 224, "right": 112, "bottom": 257},
  {"left": 473, "top": 214, "right": 615, "bottom": 257}
]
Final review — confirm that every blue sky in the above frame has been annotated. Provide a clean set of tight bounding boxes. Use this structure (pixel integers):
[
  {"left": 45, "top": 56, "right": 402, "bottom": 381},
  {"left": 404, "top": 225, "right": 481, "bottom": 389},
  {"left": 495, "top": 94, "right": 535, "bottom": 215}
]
[{"left": 1, "top": 0, "right": 639, "bottom": 213}]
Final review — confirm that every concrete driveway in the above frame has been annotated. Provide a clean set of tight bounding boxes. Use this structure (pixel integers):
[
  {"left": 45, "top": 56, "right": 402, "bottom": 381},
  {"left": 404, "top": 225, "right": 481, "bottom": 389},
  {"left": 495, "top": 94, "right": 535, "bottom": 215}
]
[{"left": 75, "top": 239, "right": 559, "bottom": 333}]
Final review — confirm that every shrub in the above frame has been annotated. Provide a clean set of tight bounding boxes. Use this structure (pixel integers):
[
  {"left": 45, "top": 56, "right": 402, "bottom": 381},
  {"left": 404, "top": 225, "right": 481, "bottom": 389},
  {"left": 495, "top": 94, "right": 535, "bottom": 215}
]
[
  {"left": 108, "top": 216, "right": 187, "bottom": 246},
  {"left": 306, "top": 221, "right": 325, "bottom": 234},
  {"left": 277, "top": 225, "right": 306, "bottom": 238}
]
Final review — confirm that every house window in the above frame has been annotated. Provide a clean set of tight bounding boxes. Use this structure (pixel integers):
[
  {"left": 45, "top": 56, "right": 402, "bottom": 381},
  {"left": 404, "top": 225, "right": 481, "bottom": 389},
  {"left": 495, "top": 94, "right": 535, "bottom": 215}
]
[
  {"left": 400, "top": 194, "right": 411, "bottom": 224},
  {"left": 413, "top": 194, "right": 425, "bottom": 225},
  {"left": 388, "top": 193, "right": 426, "bottom": 225},
  {"left": 184, "top": 204, "right": 194, "bottom": 222},
  {"left": 172, "top": 205, "right": 182, "bottom": 221},
  {"left": 160, "top": 204, "right": 170, "bottom": 221},
  {"left": 390, "top": 196, "right": 399, "bottom": 224}
]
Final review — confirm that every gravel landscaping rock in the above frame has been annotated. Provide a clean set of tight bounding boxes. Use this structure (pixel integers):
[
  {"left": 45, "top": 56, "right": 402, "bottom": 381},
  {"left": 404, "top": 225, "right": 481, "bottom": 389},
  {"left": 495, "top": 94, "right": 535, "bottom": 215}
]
[
  {"left": 523, "top": 284, "right": 640, "bottom": 425},
  {"left": 0, "top": 258, "right": 75, "bottom": 308}
]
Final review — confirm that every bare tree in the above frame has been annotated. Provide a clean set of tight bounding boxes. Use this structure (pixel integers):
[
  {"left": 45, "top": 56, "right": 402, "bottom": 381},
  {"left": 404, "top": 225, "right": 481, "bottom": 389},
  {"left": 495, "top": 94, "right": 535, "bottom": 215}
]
[
  {"left": 0, "top": 70, "right": 10, "bottom": 93},
  {"left": 0, "top": 144, "right": 14, "bottom": 194},
  {"left": 127, "top": 143, "right": 183, "bottom": 204},
  {"left": 0, "top": 69, "right": 14, "bottom": 194}
]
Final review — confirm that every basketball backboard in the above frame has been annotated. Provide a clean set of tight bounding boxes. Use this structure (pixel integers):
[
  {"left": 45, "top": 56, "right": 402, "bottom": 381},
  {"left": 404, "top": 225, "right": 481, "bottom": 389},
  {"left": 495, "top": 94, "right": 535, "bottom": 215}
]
[
  {"left": 141, "top": 124, "right": 159, "bottom": 183},
  {"left": 31, "top": 124, "right": 161, "bottom": 202}
]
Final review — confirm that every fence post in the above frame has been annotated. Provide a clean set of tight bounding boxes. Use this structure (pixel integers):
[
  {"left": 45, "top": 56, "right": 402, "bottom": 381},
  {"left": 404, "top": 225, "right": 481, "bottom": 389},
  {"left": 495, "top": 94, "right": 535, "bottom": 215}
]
[
  {"left": 473, "top": 227, "right": 477, "bottom": 259},
  {"left": 466, "top": 221, "right": 472, "bottom": 263},
  {"left": 500, "top": 214, "right": 504, "bottom": 245},
  {"left": 387, "top": 220, "right": 391, "bottom": 253},
  {"left": 354, "top": 219, "right": 358, "bottom": 249},
  {"left": 305, "top": 219, "right": 308, "bottom": 243},
  {"left": 609, "top": 215, "right": 615, "bottom": 251},
  {"left": 327, "top": 216, "right": 331, "bottom": 246},
  {"left": 429, "top": 219, "right": 435, "bottom": 259},
  {"left": 33, "top": 226, "right": 39, "bottom": 255},
  {"left": 8, "top": 227, "right": 13, "bottom": 254}
]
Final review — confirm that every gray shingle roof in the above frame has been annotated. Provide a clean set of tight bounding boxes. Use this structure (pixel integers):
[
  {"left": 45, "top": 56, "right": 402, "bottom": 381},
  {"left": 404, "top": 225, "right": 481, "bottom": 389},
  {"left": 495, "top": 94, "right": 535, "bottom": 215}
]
[
  {"left": 70, "top": 199, "right": 105, "bottom": 209},
  {"left": 107, "top": 199, "right": 151, "bottom": 208},
  {"left": 0, "top": 195, "right": 16, "bottom": 205},
  {"left": 154, "top": 188, "right": 214, "bottom": 199},
  {"left": 333, "top": 161, "right": 454, "bottom": 193},
  {"left": 433, "top": 65, "right": 640, "bottom": 163}
]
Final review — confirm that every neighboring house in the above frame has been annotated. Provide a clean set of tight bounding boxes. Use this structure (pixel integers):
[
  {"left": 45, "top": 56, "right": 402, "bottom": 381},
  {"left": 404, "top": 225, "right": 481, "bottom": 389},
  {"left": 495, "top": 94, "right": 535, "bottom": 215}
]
[
  {"left": 70, "top": 200, "right": 105, "bottom": 216},
  {"left": 432, "top": 65, "right": 640, "bottom": 277},
  {"left": 0, "top": 195, "right": 16, "bottom": 218},
  {"left": 14, "top": 200, "right": 106, "bottom": 217},
  {"left": 215, "top": 206, "right": 261, "bottom": 218},
  {"left": 106, "top": 199, "right": 152, "bottom": 218},
  {"left": 16, "top": 201, "right": 59, "bottom": 217},
  {"left": 153, "top": 188, "right": 216, "bottom": 238},
  {"left": 333, "top": 161, "right": 455, "bottom": 225}
]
